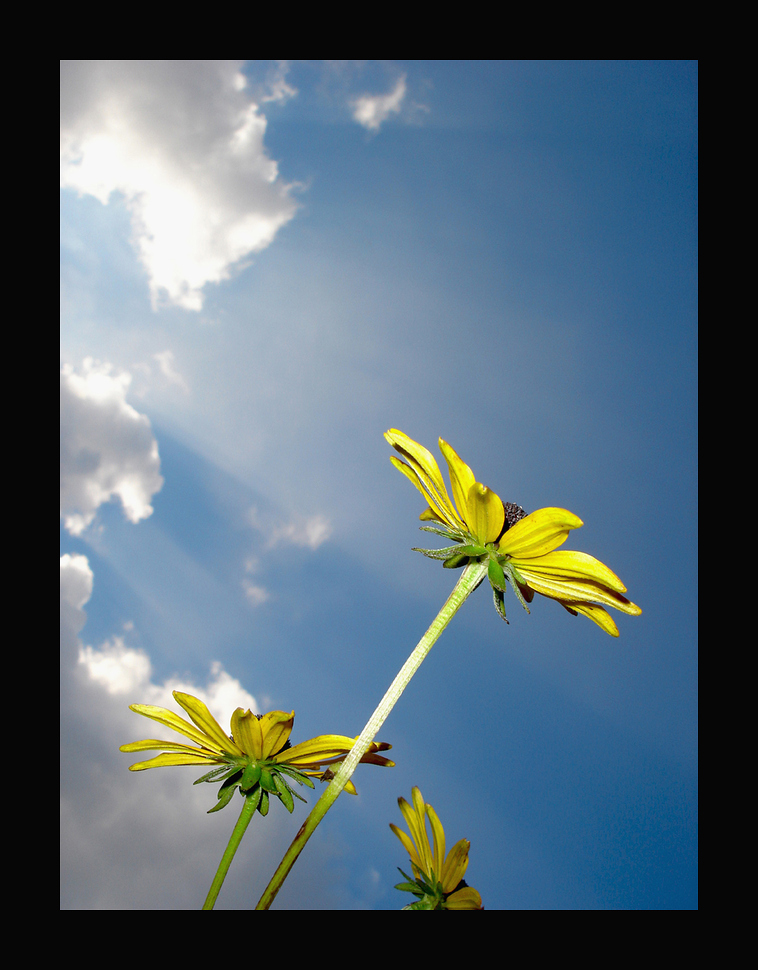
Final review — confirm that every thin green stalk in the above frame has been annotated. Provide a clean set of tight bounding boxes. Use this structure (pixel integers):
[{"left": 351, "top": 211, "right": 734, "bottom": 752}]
[
  {"left": 255, "top": 560, "right": 488, "bottom": 910},
  {"left": 203, "top": 791, "right": 260, "bottom": 910}
]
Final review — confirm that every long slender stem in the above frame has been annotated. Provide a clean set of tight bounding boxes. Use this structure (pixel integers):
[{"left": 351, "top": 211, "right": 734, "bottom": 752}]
[
  {"left": 203, "top": 791, "right": 259, "bottom": 910},
  {"left": 255, "top": 561, "right": 488, "bottom": 910}
]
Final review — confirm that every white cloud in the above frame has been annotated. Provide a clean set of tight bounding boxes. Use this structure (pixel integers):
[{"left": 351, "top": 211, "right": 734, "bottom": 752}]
[
  {"left": 153, "top": 350, "right": 190, "bottom": 393},
  {"left": 248, "top": 508, "right": 332, "bottom": 551},
  {"left": 62, "top": 552, "right": 258, "bottom": 716},
  {"left": 242, "top": 580, "right": 270, "bottom": 607},
  {"left": 60, "top": 358, "right": 164, "bottom": 535},
  {"left": 60, "top": 60, "right": 298, "bottom": 311},
  {"left": 350, "top": 75, "right": 407, "bottom": 132}
]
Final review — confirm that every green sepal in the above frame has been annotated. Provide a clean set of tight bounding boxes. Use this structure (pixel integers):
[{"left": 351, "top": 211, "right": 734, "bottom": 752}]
[
  {"left": 492, "top": 586, "right": 509, "bottom": 623},
  {"left": 412, "top": 544, "right": 466, "bottom": 560},
  {"left": 272, "top": 772, "right": 295, "bottom": 813},
  {"left": 443, "top": 553, "right": 469, "bottom": 569},
  {"left": 502, "top": 562, "right": 531, "bottom": 614},
  {"left": 244, "top": 785, "right": 263, "bottom": 814},
  {"left": 418, "top": 525, "right": 466, "bottom": 542},
  {"left": 457, "top": 544, "right": 488, "bottom": 558},
  {"left": 394, "top": 880, "right": 423, "bottom": 894},
  {"left": 259, "top": 768, "right": 278, "bottom": 793},
  {"left": 193, "top": 764, "right": 241, "bottom": 786},
  {"left": 403, "top": 895, "right": 440, "bottom": 910},
  {"left": 240, "top": 763, "right": 262, "bottom": 791},
  {"left": 258, "top": 790, "right": 270, "bottom": 816},
  {"left": 276, "top": 764, "right": 315, "bottom": 789},
  {"left": 488, "top": 557, "right": 507, "bottom": 592},
  {"left": 207, "top": 777, "right": 240, "bottom": 814}
]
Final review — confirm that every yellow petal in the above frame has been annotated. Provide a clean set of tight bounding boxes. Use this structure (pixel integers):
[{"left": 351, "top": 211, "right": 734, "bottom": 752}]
[
  {"left": 466, "top": 482, "right": 505, "bottom": 544},
  {"left": 126, "top": 751, "right": 219, "bottom": 771},
  {"left": 514, "top": 564, "right": 642, "bottom": 614},
  {"left": 172, "top": 692, "right": 243, "bottom": 757},
  {"left": 425, "top": 802, "right": 446, "bottom": 882},
  {"left": 230, "top": 707, "right": 263, "bottom": 759},
  {"left": 258, "top": 710, "right": 295, "bottom": 758},
  {"left": 562, "top": 602, "right": 621, "bottom": 637},
  {"left": 440, "top": 838, "right": 471, "bottom": 892},
  {"left": 390, "top": 822, "right": 421, "bottom": 868},
  {"left": 127, "top": 703, "right": 230, "bottom": 754},
  {"left": 498, "top": 508, "right": 583, "bottom": 558},
  {"left": 438, "top": 439, "right": 476, "bottom": 525},
  {"left": 386, "top": 430, "right": 464, "bottom": 531},
  {"left": 516, "top": 549, "right": 628, "bottom": 592},
  {"left": 445, "top": 886, "right": 483, "bottom": 909},
  {"left": 119, "top": 739, "right": 216, "bottom": 755}
]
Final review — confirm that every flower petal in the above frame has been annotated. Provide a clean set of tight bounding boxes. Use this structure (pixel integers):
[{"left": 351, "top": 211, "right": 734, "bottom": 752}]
[
  {"left": 278, "top": 735, "right": 390, "bottom": 766},
  {"left": 119, "top": 739, "right": 217, "bottom": 756},
  {"left": 516, "top": 549, "right": 628, "bottom": 591},
  {"left": 498, "top": 507, "right": 583, "bottom": 558},
  {"left": 259, "top": 710, "right": 295, "bottom": 758},
  {"left": 172, "top": 692, "right": 243, "bottom": 757},
  {"left": 466, "top": 482, "right": 505, "bottom": 544},
  {"left": 425, "top": 802, "right": 446, "bottom": 883},
  {"left": 514, "top": 563, "right": 642, "bottom": 615},
  {"left": 126, "top": 703, "right": 229, "bottom": 753},
  {"left": 230, "top": 707, "right": 263, "bottom": 759},
  {"left": 390, "top": 822, "right": 422, "bottom": 869},
  {"left": 438, "top": 439, "right": 476, "bottom": 525},
  {"left": 562, "top": 601, "right": 621, "bottom": 637},
  {"left": 386, "top": 430, "right": 464, "bottom": 532},
  {"left": 440, "top": 838, "right": 471, "bottom": 893},
  {"left": 125, "top": 751, "right": 220, "bottom": 771},
  {"left": 445, "top": 886, "right": 483, "bottom": 910}
]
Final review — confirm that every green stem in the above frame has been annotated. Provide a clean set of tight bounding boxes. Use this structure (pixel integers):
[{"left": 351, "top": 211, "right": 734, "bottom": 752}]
[
  {"left": 255, "top": 560, "right": 488, "bottom": 910},
  {"left": 203, "top": 791, "right": 259, "bottom": 910}
]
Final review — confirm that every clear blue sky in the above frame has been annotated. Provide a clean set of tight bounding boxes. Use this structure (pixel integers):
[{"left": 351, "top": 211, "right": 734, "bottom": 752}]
[{"left": 61, "top": 60, "right": 697, "bottom": 910}]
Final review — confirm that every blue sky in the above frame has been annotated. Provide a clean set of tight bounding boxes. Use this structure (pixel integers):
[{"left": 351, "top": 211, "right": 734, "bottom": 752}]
[{"left": 60, "top": 60, "right": 697, "bottom": 910}]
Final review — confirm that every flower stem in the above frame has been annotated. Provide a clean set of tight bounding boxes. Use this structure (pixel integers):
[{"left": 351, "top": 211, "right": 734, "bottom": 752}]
[
  {"left": 255, "top": 560, "right": 488, "bottom": 910},
  {"left": 203, "top": 791, "right": 259, "bottom": 910}
]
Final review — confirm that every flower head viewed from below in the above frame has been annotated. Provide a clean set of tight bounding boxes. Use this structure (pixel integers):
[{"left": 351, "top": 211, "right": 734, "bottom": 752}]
[
  {"left": 120, "top": 691, "right": 394, "bottom": 815},
  {"left": 391, "top": 787, "right": 483, "bottom": 910},
  {"left": 385, "top": 429, "right": 641, "bottom": 636}
]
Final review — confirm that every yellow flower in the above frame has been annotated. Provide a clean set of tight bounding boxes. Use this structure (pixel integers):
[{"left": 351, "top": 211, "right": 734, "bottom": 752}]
[
  {"left": 120, "top": 691, "right": 394, "bottom": 813},
  {"left": 390, "top": 786, "right": 483, "bottom": 910},
  {"left": 385, "top": 429, "right": 640, "bottom": 636}
]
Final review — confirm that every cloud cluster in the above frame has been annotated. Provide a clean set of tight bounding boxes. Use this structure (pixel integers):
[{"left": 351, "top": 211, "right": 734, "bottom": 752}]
[
  {"left": 60, "top": 358, "right": 164, "bottom": 535},
  {"left": 350, "top": 75, "right": 407, "bottom": 131},
  {"left": 60, "top": 60, "right": 298, "bottom": 311}
]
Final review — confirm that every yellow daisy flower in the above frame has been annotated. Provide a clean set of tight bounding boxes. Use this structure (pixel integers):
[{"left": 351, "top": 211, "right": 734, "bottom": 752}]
[
  {"left": 385, "top": 429, "right": 640, "bottom": 635},
  {"left": 391, "top": 786, "right": 483, "bottom": 910},
  {"left": 120, "top": 691, "right": 394, "bottom": 814}
]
